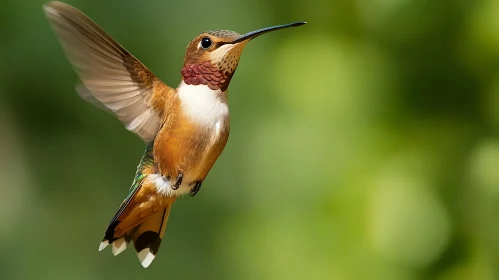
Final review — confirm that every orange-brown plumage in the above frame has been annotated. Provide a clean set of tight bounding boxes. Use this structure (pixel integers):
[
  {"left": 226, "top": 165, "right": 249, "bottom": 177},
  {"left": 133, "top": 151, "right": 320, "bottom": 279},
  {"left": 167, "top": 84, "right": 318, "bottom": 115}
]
[
  {"left": 44, "top": 0, "right": 305, "bottom": 268},
  {"left": 150, "top": 80, "right": 177, "bottom": 119},
  {"left": 112, "top": 166, "right": 174, "bottom": 237},
  {"left": 153, "top": 105, "right": 230, "bottom": 182}
]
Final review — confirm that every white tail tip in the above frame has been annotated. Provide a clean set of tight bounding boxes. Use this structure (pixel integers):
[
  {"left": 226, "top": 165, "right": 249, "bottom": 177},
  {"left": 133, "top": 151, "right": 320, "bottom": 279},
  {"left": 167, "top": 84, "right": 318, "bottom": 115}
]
[
  {"left": 99, "top": 240, "right": 109, "bottom": 251},
  {"left": 112, "top": 238, "right": 127, "bottom": 256},
  {"left": 137, "top": 248, "right": 156, "bottom": 268}
]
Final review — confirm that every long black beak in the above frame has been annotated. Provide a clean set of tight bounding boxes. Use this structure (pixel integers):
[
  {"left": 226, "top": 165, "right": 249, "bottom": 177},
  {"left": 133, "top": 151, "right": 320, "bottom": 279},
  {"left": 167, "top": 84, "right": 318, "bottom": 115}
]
[{"left": 231, "top": 22, "right": 306, "bottom": 44}]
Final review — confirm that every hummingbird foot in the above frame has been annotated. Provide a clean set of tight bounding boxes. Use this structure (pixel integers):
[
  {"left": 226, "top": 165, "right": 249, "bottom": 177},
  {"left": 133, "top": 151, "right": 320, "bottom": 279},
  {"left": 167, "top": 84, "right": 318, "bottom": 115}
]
[
  {"left": 171, "top": 172, "right": 184, "bottom": 190},
  {"left": 189, "top": 180, "right": 203, "bottom": 197},
  {"left": 162, "top": 175, "right": 171, "bottom": 183}
]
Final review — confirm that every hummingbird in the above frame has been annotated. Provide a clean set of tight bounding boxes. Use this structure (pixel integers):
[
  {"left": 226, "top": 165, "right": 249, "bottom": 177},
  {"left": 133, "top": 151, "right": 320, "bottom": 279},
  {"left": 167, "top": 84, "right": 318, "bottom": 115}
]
[{"left": 44, "top": 1, "right": 305, "bottom": 268}]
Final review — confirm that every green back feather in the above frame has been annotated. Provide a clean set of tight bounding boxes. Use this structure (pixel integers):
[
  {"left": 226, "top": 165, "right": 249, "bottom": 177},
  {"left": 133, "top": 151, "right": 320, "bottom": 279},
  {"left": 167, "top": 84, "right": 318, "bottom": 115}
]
[{"left": 126, "top": 142, "right": 155, "bottom": 200}]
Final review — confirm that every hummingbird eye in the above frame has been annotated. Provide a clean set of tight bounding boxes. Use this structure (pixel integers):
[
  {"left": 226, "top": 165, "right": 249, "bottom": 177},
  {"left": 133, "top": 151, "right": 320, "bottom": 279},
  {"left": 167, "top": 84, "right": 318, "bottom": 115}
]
[{"left": 200, "top": 37, "right": 212, "bottom": 49}]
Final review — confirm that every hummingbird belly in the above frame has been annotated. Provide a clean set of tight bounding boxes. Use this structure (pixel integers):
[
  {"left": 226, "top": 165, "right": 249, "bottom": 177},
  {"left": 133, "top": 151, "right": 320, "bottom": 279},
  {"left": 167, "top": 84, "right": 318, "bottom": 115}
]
[
  {"left": 150, "top": 121, "right": 229, "bottom": 197},
  {"left": 151, "top": 82, "right": 230, "bottom": 197}
]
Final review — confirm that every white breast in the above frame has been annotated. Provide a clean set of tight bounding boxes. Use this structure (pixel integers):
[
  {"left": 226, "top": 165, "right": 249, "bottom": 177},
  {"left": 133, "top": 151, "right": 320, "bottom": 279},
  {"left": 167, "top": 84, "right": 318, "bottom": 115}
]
[{"left": 177, "top": 81, "right": 229, "bottom": 129}]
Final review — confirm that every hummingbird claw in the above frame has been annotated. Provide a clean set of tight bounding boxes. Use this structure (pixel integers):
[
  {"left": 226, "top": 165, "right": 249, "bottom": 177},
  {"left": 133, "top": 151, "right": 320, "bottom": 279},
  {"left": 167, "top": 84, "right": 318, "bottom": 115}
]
[
  {"left": 189, "top": 180, "right": 203, "bottom": 197},
  {"left": 172, "top": 172, "right": 183, "bottom": 190}
]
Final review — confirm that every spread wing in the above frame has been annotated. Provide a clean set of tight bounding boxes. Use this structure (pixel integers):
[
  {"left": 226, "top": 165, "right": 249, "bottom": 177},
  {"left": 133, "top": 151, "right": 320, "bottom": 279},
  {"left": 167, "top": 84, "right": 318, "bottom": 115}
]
[{"left": 44, "top": 1, "right": 173, "bottom": 142}]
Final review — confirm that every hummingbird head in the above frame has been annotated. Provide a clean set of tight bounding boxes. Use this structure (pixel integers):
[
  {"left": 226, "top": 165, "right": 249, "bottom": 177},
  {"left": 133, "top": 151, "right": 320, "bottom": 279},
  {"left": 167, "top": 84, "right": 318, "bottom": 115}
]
[{"left": 181, "top": 22, "right": 306, "bottom": 91}]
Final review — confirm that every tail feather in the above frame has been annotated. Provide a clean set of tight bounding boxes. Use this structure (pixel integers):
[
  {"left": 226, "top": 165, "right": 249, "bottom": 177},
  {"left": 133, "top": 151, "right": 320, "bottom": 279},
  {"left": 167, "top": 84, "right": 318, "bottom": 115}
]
[
  {"left": 99, "top": 142, "right": 154, "bottom": 253},
  {"left": 132, "top": 200, "right": 174, "bottom": 268},
  {"left": 98, "top": 142, "right": 176, "bottom": 267},
  {"left": 99, "top": 196, "right": 175, "bottom": 267},
  {"left": 111, "top": 237, "right": 127, "bottom": 256}
]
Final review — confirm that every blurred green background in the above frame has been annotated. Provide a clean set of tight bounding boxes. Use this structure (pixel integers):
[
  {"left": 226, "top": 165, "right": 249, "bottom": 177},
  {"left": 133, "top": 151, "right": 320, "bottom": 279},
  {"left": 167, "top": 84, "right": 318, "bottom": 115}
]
[{"left": 1, "top": 0, "right": 499, "bottom": 279}]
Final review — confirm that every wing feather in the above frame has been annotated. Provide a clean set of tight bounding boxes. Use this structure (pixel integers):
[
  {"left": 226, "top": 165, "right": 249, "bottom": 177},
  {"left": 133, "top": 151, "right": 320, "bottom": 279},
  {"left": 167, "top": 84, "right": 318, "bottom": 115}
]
[{"left": 44, "top": 1, "right": 173, "bottom": 142}]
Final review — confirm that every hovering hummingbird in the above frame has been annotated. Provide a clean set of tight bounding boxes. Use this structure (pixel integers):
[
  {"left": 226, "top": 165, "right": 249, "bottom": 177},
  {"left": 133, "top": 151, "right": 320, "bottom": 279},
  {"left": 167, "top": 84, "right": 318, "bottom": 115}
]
[{"left": 44, "top": 1, "right": 305, "bottom": 268}]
